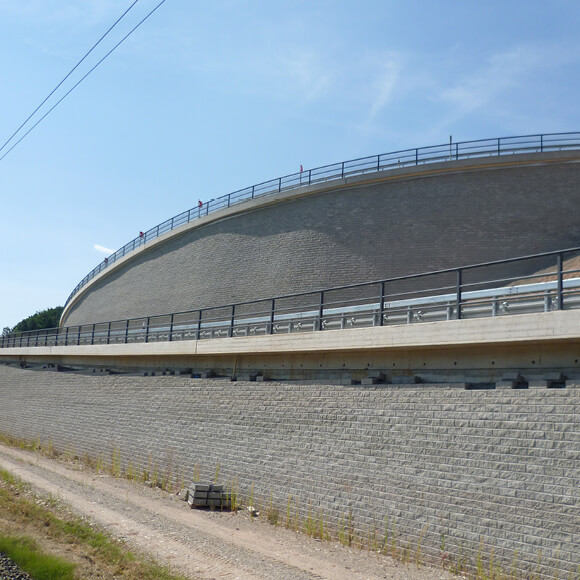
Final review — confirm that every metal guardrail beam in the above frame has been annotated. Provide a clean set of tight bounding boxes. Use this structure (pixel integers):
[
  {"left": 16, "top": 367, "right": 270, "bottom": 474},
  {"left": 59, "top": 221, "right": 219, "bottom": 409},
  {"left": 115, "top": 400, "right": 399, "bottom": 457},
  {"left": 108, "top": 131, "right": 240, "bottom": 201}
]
[
  {"left": 4, "top": 247, "right": 580, "bottom": 350},
  {"left": 63, "top": 131, "right": 580, "bottom": 307}
]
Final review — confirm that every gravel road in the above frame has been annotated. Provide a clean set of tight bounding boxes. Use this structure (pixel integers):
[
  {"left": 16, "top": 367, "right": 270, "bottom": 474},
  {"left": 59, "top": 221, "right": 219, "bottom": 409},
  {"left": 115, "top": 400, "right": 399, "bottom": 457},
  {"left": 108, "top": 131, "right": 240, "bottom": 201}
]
[{"left": 0, "top": 445, "right": 456, "bottom": 580}]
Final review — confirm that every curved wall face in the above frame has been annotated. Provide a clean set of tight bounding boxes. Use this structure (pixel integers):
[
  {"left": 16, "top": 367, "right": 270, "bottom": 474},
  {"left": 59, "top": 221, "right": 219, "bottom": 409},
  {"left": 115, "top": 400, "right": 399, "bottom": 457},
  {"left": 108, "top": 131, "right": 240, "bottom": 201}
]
[{"left": 62, "top": 157, "right": 580, "bottom": 326}]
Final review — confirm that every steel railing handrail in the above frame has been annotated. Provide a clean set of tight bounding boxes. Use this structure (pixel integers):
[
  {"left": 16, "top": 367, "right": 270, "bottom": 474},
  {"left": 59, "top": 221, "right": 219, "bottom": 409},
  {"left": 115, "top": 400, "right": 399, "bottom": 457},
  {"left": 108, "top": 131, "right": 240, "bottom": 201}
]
[
  {"left": 3, "top": 246, "right": 580, "bottom": 350},
  {"left": 62, "top": 131, "right": 580, "bottom": 307}
]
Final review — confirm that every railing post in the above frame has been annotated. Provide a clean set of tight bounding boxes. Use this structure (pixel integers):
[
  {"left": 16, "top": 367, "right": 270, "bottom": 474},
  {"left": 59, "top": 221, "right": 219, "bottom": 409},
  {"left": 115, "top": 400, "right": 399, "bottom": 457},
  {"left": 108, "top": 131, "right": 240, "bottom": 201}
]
[
  {"left": 144, "top": 318, "right": 150, "bottom": 343},
  {"left": 169, "top": 313, "right": 174, "bottom": 341},
  {"left": 415, "top": 148, "right": 419, "bottom": 165},
  {"left": 107, "top": 322, "right": 111, "bottom": 344},
  {"left": 124, "top": 319, "right": 129, "bottom": 343},
  {"left": 278, "top": 177, "right": 282, "bottom": 192},
  {"left": 269, "top": 299, "right": 275, "bottom": 334},
  {"left": 456, "top": 269, "right": 462, "bottom": 320},
  {"left": 497, "top": 138, "right": 501, "bottom": 155},
  {"left": 318, "top": 291, "right": 324, "bottom": 331},
  {"left": 341, "top": 161, "right": 345, "bottom": 178},
  {"left": 65, "top": 326, "right": 69, "bottom": 346},
  {"left": 187, "top": 208, "right": 191, "bottom": 222},
  {"left": 227, "top": 194, "right": 231, "bottom": 208},
  {"left": 455, "top": 143, "right": 459, "bottom": 160},
  {"left": 91, "top": 324, "right": 96, "bottom": 345},
  {"left": 196, "top": 310, "right": 203, "bottom": 340},
  {"left": 230, "top": 305, "right": 235, "bottom": 337},
  {"left": 251, "top": 185, "right": 255, "bottom": 199},
  {"left": 77, "top": 326, "right": 81, "bottom": 345},
  {"left": 308, "top": 169, "right": 312, "bottom": 186},
  {"left": 379, "top": 281, "right": 386, "bottom": 326},
  {"left": 556, "top": 253, "right": 563, "bottom": 310},
  {"left": 540, "top": 134, "right": 544, "bottom": 152},
  {"left": 377, "top": 154, "right": 380, "bottom": 171}
]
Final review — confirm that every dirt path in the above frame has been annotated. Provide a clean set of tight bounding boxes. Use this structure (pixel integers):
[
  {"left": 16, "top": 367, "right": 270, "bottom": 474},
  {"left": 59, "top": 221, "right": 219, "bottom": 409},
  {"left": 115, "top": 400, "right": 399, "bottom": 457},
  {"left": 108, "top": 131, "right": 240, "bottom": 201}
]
[{"left": 0, "top": 445, "right": 454, "bottom": 580}]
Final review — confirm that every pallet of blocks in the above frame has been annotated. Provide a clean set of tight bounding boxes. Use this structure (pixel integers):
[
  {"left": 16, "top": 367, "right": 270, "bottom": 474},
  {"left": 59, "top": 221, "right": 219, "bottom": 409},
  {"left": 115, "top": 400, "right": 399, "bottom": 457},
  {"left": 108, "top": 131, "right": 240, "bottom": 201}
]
[{"left": 183, "top": 482, "right": 232, "bottom": 509}]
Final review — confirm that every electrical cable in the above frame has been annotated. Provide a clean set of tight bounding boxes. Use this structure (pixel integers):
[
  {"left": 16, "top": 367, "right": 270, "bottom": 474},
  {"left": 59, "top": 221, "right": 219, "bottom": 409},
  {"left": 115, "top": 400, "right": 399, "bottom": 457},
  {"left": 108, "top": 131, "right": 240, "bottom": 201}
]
[
  {"left": 0, "top": 0, "right": 167, "bottom": 163},
  {"left": 0, "top": 0, "right": 142, "bottom": 156}
]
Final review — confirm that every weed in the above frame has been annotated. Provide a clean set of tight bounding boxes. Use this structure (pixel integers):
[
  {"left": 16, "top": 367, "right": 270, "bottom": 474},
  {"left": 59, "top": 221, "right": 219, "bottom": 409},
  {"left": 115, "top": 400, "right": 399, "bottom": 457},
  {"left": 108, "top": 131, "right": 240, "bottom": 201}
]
[
  {"left": 125, "top": 461, "right": 136, "bottom": 482},
  {"left": 390, "top": 517, "right": 398, "bottom": 560},
  {"left": 42, "top": 437, "right": 56, "bottom": 459},
  {"left": 416, "top": 523, "right": 429, "bottom": 567},
  {"left": 476, "top": 537, "right": 485, "bottom": 579},
  {"left": 266, "top": 491, "right": 279, "bottom": 525},
  {"left": 111, "top": 447, "right": 121, "bottom": 477},
  {"left": 192, "top": 463, "right": 200, "bottom": 483},
  {"left": 162, "top": 448, "right": 175, "bottom": 492},
  {"left": 229, "top": 478, "right": 239, "bottom": 511},
  {"left": 318, "top": 511, "right": 326, "bottom": 541},
  {"left": 305, "top": 501, "right": 314, "bottom": 537},
  {"left": 285, "top": 494, "right": 292, "bottom": 528},
  {"left": 510, "top": 550, "right": 519, "bottom": 580},
  {"left": 381, "top": 516, "right": 389, "bottom": 555},
  {"left": 293, "top": 497, "right": 300, "bottom": 532}
]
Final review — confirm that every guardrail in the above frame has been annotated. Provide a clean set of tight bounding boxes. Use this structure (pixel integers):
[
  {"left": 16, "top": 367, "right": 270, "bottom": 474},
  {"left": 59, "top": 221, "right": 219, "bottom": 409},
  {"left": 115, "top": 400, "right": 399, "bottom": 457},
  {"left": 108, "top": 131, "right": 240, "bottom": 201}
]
[
  {"left": 63, "top": 131, "right": 580, "bottom": 307},
  {"left": 4, "top": 247, "right": 580, "bottom": 350}
]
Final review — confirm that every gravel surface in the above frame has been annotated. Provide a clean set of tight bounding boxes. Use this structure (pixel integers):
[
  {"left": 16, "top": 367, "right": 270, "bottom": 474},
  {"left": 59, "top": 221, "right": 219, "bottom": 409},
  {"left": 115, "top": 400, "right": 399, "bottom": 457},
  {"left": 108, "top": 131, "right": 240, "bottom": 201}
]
[
  {"left": 0, "top": 445, "right": 457, "bottom": 580},
  {"left": 0, "top": 553, "right": 33, "bottom": 580}
]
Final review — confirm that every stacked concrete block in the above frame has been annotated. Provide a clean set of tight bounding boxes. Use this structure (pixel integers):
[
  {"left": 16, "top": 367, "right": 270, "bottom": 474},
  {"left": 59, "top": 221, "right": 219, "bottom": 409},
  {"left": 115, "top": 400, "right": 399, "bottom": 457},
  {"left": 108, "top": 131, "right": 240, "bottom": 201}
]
[{"left": 184, "top": 483, "right": 231, "bottom": 509}]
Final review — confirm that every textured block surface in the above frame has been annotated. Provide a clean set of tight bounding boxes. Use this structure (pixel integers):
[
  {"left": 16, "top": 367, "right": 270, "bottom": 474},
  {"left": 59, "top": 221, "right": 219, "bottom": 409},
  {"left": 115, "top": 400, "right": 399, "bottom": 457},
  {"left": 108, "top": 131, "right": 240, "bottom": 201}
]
[{"left": 0, "top": 364, "right": 577, "bottom": 577}]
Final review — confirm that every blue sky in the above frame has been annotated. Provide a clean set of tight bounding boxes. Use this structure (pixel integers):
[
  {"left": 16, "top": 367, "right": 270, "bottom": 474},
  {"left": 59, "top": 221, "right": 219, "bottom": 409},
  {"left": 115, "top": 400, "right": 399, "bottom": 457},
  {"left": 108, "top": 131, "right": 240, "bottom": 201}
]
[{"left": 0, "top": 0, "right": 579, "bottom": 330}]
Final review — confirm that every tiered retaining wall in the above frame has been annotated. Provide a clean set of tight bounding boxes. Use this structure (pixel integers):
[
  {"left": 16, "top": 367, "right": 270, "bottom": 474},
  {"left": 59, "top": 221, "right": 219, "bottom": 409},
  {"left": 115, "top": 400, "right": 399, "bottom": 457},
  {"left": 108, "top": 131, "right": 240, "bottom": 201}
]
[
  {"left": 0, "top": 364, "right": 577, "bottom": 577},
  {"left": 62, "top": 153, "right": 580, "bottom": 327}
]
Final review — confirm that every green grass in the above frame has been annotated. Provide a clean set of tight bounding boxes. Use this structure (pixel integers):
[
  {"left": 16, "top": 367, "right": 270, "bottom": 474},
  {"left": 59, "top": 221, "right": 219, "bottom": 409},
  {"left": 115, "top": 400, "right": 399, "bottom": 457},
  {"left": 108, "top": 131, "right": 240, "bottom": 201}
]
[
  {"left": 0, "top": 468, "right": 187, "bottom": 580},
  {"left": 0, "top": 534, "right": 76, "bottom": 580}
]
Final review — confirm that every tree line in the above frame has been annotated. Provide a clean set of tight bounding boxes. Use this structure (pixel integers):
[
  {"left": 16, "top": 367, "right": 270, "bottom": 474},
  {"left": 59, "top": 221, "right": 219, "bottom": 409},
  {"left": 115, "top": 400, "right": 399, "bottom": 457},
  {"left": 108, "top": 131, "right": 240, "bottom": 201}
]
[{"left": 2, "top": 306, "right": 63, "bottom": 336}]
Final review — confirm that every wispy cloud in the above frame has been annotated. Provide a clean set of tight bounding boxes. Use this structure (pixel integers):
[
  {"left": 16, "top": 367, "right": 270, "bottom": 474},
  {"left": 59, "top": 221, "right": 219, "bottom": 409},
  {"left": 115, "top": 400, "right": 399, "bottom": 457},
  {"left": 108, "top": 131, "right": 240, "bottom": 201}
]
[
  {"left": 437, "top": 41, "right": 580, "bottom": 128},
  {"left": 94, "top": 244, "right": 114, "bottom": 254},
  {"left": 367, "top": 57, "right": 400, "bottom": 122}
]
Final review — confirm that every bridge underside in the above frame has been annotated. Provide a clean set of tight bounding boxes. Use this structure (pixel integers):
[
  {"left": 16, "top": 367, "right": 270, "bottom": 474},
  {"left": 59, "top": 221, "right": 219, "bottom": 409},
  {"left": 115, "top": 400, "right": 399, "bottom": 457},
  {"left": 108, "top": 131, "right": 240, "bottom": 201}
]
[{"left": 2, "top": 310, "right": 580, "bottom": 387}]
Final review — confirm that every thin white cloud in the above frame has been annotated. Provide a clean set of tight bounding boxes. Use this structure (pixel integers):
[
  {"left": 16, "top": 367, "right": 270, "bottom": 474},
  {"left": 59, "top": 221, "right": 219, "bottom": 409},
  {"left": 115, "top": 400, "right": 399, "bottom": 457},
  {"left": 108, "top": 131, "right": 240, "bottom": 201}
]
[
  {"left": 366, "top": 56, "right": 401, "bottom": 122},
  {"left": 94, "top": 244, "right": 114, "bottom": 254},
  {"left": 438, "top": 41, "right": 580, "bottom": 124}
]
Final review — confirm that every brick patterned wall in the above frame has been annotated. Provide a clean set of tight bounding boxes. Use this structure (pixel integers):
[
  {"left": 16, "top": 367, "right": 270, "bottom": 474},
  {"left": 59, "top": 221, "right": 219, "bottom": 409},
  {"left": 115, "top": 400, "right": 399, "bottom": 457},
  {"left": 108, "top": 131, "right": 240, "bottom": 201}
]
[
  {"left": 62, "top": 160, "right": 580, "bottom": 326},
  {"left": 0, "top": 364, "right": 577, "bottom": 578}
]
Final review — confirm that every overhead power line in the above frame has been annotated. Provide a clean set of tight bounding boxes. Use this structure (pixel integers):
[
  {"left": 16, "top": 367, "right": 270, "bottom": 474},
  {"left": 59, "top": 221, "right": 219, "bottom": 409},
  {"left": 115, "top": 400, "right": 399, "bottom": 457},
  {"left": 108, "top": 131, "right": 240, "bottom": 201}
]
[
  {"left": 0, "top": 0, "right": 142, "bottom": 157},
  {"left": 0, "top": 0, "right": 167, "bottom": 163}
]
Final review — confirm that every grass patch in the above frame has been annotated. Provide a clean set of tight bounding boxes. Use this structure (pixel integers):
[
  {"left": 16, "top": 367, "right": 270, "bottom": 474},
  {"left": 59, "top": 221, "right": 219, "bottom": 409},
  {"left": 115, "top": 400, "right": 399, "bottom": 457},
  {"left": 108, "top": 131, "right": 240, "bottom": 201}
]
[
  {"left": 0, "top": 468, "right": 186, "bottom": 580},
  {"left": 0, "top": 534, "right": 75, "bottom": 580}
]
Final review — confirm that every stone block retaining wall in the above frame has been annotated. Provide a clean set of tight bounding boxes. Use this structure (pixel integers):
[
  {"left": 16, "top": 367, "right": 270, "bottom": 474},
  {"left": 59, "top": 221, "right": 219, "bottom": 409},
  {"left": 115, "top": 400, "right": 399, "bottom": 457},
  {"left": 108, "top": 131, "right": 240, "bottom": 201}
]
[
  {"left": 62, "top": 157, "right": 580, "bottom": 327},
  {"left": 0, "top": 364, "right": 577, "bottom": 578}
]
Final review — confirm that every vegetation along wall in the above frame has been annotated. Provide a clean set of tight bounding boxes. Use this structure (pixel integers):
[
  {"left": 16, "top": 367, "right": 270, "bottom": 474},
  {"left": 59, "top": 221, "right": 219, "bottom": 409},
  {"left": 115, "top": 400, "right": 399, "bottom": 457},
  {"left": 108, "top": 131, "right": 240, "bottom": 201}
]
[{"left": 0, "top": 364, "right": 578, "bottom": 578}]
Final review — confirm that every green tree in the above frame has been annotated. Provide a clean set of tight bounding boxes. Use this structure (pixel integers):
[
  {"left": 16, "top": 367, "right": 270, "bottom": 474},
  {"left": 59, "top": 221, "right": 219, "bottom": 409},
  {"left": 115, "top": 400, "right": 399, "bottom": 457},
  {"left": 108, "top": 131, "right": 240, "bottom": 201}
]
[{"left": 11, "top": 307, "right": 64, "bottom": 333}]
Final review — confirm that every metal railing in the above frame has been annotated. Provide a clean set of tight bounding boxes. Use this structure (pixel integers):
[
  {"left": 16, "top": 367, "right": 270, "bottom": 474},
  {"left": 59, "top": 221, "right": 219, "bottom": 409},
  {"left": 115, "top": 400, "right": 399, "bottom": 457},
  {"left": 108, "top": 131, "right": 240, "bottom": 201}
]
[
  {"left": 63, "top": 131, "right": 580, "bottom": 307},
  {"left": 4, "top": 247, "right": 580, "bottom": 350}
]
